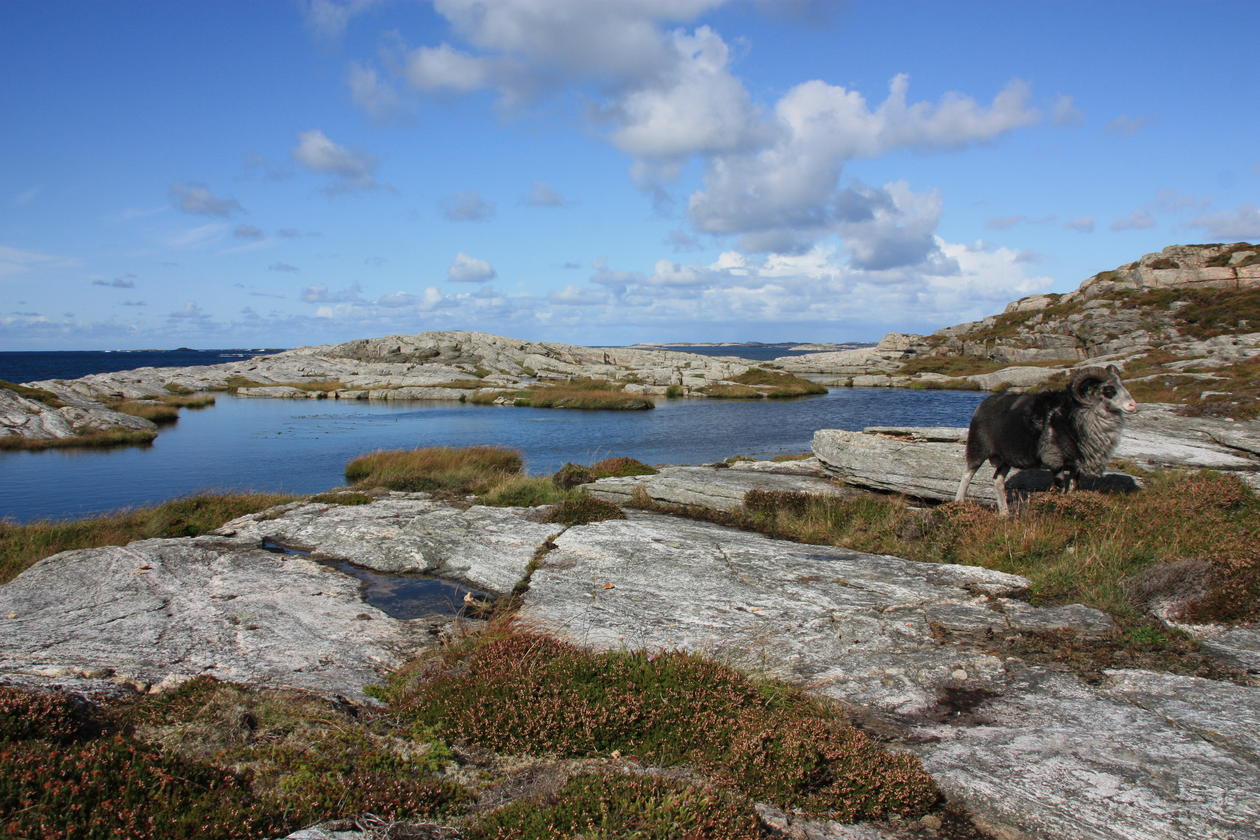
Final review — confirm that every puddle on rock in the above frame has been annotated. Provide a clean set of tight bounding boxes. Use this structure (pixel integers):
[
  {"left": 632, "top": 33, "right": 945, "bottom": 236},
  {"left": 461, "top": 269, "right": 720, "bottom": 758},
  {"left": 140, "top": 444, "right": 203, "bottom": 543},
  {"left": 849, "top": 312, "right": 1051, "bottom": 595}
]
[{"left": 260, "top": 537, "right": 494, "bottom": 620}]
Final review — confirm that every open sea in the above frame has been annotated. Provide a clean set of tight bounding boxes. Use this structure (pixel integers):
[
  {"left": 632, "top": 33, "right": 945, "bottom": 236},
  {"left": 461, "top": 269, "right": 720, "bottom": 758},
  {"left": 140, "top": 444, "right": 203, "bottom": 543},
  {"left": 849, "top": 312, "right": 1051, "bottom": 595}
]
[{"left": 1, "top": 348, "right": 986, "bottom": 523}]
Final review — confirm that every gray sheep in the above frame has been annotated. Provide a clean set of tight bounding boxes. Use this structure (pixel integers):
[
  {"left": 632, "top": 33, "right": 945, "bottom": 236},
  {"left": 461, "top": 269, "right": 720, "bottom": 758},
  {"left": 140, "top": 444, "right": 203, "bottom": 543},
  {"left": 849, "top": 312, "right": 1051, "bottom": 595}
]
[{"left": 955, "top": 365, "right": 1138, "bottom": 515}]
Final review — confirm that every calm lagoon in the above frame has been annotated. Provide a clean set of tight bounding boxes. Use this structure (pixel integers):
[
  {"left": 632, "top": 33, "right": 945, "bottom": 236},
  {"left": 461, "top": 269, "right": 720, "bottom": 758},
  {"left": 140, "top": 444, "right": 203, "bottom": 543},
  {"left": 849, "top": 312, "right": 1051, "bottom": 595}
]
[{"left": 0, "top": 388, "right": 986, "bottom": 523}]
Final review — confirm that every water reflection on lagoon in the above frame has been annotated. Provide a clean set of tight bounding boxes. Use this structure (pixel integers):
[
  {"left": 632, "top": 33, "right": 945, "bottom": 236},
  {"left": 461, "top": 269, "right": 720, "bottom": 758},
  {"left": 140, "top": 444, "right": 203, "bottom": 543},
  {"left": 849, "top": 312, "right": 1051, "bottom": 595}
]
[{"left": 0, "top": 388, "right": 985, "bottom": 523}]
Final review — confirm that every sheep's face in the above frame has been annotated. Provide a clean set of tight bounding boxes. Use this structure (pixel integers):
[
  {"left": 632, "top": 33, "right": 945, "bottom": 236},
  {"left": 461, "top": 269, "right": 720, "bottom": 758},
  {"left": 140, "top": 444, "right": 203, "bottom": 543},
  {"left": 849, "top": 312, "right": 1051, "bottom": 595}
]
[{"left": 1075, "top": 364, "right": 1137, "bottom": 415}]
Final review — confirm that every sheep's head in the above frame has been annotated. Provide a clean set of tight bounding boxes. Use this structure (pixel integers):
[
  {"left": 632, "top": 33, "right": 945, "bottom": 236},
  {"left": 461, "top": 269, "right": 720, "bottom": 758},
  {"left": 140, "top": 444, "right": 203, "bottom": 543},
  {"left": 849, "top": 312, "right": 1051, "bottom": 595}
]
[{"left": 1071, "top": 364, "right": 1138, "bottom": 414}]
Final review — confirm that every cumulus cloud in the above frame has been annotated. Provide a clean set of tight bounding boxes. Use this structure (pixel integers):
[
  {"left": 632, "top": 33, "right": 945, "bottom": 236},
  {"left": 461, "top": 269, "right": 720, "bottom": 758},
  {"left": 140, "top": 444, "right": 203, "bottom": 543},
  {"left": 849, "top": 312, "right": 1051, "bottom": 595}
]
[
  {"left": 300, "top": 0, "right": 382, "bottom": 39},
  {"left": 348, "top": 62, "right": 406, "bottom": 119},
  {"left": 406, "top": 43, "right": 493, "bottom": 93},
  {"left": 1110, "top": 209, "right": 1157, "bottom": 231},
  {"left": 441, "top": 190, "right": 495, "bottom": 221},
  {"left": 447, "top": 251, "right": 497, "bottom": 283},
  {"left": 292, "top": 130, "right": 384, "bottom": 194},
  {"left": 169, "top": 182, "right": 244, "bottom": 217},
  {"left": 1187, "top": 203, "right": 1260, "bottom": 240},
  {"left": 686, "top": 76, "right": 1038, "bottom": 253}
]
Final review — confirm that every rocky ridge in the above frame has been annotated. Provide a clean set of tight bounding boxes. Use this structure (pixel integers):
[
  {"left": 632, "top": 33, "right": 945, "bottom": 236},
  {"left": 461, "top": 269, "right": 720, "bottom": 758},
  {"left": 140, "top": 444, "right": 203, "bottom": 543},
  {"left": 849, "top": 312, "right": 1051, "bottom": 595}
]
[{"left": 774, "top": 242, "right": 1260, "bottom": 402}]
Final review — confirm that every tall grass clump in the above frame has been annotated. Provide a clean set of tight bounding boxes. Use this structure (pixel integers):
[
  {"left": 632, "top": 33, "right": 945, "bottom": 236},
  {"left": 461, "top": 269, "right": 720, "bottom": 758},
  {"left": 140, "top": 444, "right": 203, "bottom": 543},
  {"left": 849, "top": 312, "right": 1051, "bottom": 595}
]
[
  {"left": 386, "top": 632, "right": 938, "bottom": 822},
  {"left": 729, "top": 368, "right": 828, "bottom": 398},
  {"left": 0, "top": 493, "right": 295, "bottom": 584},
  {"left": 108, "top": 400, "right": 180, "bottom": 424},
  {"left": 345, "top": 445, "right": 523, "bottom": 495},
  {"left": 0, "top": 427, "right": 159, "bottom": 451}
]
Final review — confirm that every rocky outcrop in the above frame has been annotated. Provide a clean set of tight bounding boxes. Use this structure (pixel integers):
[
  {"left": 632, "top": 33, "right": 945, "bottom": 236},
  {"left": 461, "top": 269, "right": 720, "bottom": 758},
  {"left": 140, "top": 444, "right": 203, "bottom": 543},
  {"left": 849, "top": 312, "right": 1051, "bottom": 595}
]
[
  {"left": 4, "top": 490, "right": 1259, "bottom": 839},
  {"left": 778, "top": 243, "right": 1260, "bottom": 397},
  {"left": 0, "top": 385, "right": 156, "bottom": 446}
]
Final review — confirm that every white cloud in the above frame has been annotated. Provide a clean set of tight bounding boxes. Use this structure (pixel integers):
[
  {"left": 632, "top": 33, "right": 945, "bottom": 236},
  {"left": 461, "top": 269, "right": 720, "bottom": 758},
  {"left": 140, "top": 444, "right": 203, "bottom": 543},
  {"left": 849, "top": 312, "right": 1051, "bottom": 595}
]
[
  {"left": 609, "top": 26, "right": 761, "bottom": 160},
  {"left": 1065, "top": 217, "right": 1095, "bottom": 233},
  {"left": 292, "top": 130, "right": 384, "bottom": 193},
  {"left": 1187, "top": 203, "right": 1260, "bottom": 240},
  {"left": 348, "top": 62, "right": 406, "bottom": 119},
  {"left": 523, "top": 180, "right": 567, "bottom": 207},
  {"left": 406, "top": 43, "right": 492, "bottom": 93},
  {"left": 686, "top": 76, "right": 1038, "bottom": 253},
  {"left": 268, "top": 262, "right": 300, "bottom": 273},
  {"left": 300, "top": 0, "right": 382, "bottom": 39},
  {"left": 234, "top": 224, "right": 265, "bottom": 240},
  {"left": 441, "top": 190, "right": 496, "bottom": 221},
  {"left": 92, "top": 275, "right": 137, "bottom": 289},
  {"left": 1110, "top": 209, "right": 1157, "bottom": 231},
  {"left": 448, "top": 251, "right": 497, "bottom": 283},
  {"left": 169, "top": 181, "right": 244, "bottom": 217},
  {"left": 1051, "top": 94, "right": 1083, "bottom": 126}
]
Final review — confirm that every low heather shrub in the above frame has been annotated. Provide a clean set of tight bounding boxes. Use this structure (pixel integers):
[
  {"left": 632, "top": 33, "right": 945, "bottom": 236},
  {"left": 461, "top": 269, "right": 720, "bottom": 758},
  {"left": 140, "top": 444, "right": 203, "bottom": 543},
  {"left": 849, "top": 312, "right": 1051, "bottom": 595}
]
[
  {"left": 466, "top": 771, "right": 764, "bottom": 840},
  {"left": 393, "top": 633, "right": 938, "bottom": 821}
]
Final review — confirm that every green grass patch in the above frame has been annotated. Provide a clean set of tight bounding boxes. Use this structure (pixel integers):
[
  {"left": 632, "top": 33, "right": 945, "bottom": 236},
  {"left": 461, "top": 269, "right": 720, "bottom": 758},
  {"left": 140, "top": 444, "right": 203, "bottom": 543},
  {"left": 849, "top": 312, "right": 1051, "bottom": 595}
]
[
  {"left": 345, "top": 445, "right": 523, "bottom": 495},
  {"left": 159, "top": 393, "right": 215, "bottom": 408},
  {"left": 729, "top": 368, "right": 828, "bottom": 398},
  {"left": 306, "top": 491, "right": 374, "bottom": 506},
  {"left": 474, "top": 379, "right": 656, "bottom": 410},
  {"left": 0, "top": 493, "right": 296, "bottom": 584},
  {"left": 476, "top": 475, "right": 578, "bottom": 507},
  {"left": 703, "top": 383, "right": 762, "bottom": 399},
  {"left": 384, "top": 632, "right": 938, "bottom": 822},
  {"left": 108, "top": 400, "right": 180, "bottom": 424}
]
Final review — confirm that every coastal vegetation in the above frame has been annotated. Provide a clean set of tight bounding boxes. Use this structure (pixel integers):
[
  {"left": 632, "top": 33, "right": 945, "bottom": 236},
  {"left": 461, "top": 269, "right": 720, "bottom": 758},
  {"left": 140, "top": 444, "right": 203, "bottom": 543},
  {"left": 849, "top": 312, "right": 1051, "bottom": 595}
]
[
  {"left": 470, "top": 377, "right": 656, "bottom": 410},
  {"left": 4, "top": 442, "right": 1258, "bottom": 835},
  {"left": 0, "top": 493, "right": 296, "bottom": 584},
  {"left": 0, "top": 426, "right": 158, "bottom": 452},
  {"left": 704, "top": 368, "right": 828, "bottom": 399}
]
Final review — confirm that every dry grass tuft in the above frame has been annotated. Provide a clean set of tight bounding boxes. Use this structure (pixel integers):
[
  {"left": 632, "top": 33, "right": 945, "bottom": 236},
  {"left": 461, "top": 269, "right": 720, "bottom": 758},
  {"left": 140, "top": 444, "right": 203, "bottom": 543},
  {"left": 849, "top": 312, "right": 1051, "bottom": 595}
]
[{"left": 344, "top": 445, "right": 524, "bottom": 496}]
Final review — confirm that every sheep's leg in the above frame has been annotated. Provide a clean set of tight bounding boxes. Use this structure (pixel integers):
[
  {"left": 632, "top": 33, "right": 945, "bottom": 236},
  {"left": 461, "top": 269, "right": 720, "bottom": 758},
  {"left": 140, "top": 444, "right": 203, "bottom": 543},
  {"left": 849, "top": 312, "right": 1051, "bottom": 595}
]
[
  {"left": 993, "top": 465, "right": 1011, "bottom": 516},
  {"left": 956, "top": 464, "right": 980, "bottom": 503}
]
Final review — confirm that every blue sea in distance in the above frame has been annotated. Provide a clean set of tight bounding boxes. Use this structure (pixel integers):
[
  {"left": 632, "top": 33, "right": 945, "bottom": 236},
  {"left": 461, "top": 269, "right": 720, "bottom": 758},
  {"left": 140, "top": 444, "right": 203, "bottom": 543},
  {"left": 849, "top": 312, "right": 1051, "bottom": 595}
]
[
  {"left": 0, "top": 348, "right": 283, "bottom": 384},
  {"left": 0, "top": 347, "right": 984, "bottom": 523}
]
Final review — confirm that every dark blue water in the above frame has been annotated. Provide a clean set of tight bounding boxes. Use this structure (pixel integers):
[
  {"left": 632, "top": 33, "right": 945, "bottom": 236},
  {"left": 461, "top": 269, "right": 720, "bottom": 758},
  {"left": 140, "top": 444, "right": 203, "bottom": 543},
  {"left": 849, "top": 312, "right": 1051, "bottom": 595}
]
[
  {"left": 0, "top": 389, "right": 986, "bottom": 523},
  {"left": 0, "top": 349, "right": 283, "bottom": 383}
]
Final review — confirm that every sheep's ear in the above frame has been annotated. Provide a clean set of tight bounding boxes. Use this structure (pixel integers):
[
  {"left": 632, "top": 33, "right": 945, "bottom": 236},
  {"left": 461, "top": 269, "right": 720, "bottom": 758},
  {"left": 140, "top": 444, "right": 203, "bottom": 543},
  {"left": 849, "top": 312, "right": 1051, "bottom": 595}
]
[{"left": 1106, "top": 364, "right": 1120, "bottom": 375}]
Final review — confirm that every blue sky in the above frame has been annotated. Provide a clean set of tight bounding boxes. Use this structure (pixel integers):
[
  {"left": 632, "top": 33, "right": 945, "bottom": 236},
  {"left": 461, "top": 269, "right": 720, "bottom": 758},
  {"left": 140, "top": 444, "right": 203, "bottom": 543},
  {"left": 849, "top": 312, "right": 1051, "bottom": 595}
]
[{"left": 2, "top": 0, "right": 1258, "bottom": 351}]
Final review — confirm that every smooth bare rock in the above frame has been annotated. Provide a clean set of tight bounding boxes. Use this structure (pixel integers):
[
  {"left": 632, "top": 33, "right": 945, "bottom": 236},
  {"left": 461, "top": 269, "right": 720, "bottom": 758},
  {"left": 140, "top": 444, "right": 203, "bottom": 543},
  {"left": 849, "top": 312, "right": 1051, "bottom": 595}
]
[
  {"left": 967, "top": 365, "right": 1067, "bottom": 390},
  {"left": 863, "top": 426, "right": 967, "bottom": 443},
  {"left": 0, "top": 387, "right": 156, "bottom": 443},
  {"left": 1101, "top": 669, "right": 1260, "bottom": 762},
  {"left": 520, "top": 511, "right": 1032, "bottom": 715},
  {"left": 910, "top": 667, "right": 1260, "bottom": 840},
  {"left": 219, "top": 494, "right": 558, "bottom": 594},
  {"left": 813, "top": 428, "right": 986, "bottom": 502},
  {"left": 0, "top": 536, "right": 433, "bottom": 698},
  {"left": 584, "top": 464, "right": 859, "bottom": 512},
  {"left": 724, "top": 455, "right": 827, "bottom": 476}
]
